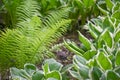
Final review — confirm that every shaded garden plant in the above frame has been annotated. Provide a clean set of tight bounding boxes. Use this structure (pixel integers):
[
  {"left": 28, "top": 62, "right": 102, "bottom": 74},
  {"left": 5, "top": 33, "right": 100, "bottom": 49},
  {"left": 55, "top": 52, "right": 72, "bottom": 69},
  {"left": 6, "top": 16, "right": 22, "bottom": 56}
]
[
  {"left": 10, "top": 59, "right": 73, "bottom": 80},
  {"left": 64, "top": 16, "right": 120, "bottom": 79},
  {"left": 0, "top": 0, "right": 71, "bottom": 79}
]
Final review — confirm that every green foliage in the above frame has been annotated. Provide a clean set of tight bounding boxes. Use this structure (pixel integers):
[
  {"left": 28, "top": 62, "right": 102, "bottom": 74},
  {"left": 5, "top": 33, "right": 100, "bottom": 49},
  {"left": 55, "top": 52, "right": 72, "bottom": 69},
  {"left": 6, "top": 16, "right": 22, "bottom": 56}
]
[
  {"left": 3, "top": 0, "right": 41, "bottom": 28},
  {"left": 10, "top": 59, "right": 73, "bottom": 80},
  {"left": 65, "top": 16, "right": 120, "bottom": 79},
  {"left": 0, "top": 0, "right": 71, "bottom": 76}
]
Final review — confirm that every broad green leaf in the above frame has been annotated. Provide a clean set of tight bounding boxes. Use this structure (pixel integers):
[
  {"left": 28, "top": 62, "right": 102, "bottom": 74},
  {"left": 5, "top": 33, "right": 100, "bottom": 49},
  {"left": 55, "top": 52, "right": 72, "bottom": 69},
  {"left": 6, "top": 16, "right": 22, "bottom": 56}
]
[
  {"left": 88, "top": 22, "right": 101, "bottom": 39},
  {"left": 78, "top": 31, "right": 91, "bottom": 50},
  {"left": 44, "top": 59, "right": 63, "bottom": 71},
  {"left": 73, "top": 55, "right": 89, "bottom": 79},
  {"left": 64, "top": 40, "right": 83, "bottom": 56},
  {"left": 74, "top": 55, "right": 87, "bottom": 65},
  {"left": 101, "top": 30, "right": 113, "bottom": 48},
  {"left": 114, "top": 29, "right": 120, "bottom": 42},
  {"left": 103, "top": 17, "right": 115, "bottom": 33},
  {"left": 112, "top": 10, "right": 120, "bottom": 20},
  {"left": 42, "top": 63, "right": 49, "bottom": 75},
  {"left": 46, "top": 71, "right": 62, "bottom": 80},
  {"left": 32, "top": 71, "right": 44, "bottom": 80},
  {"left": 83, "top": 50, "right": 97, "bottom": 60},
  {"left": 97, "top": 52, "right": 112, "bottom": 70},
  {"left": 115, "top": 50, "right": 120, "bottom": 66},
  {"left": 105, "top": 0, "right": 114, "bottom": 11},
  {"left": 10, "top": 68, "right": 31, "bottom": 80},
  {"left": 107, "top": 70, "right": 120, "bottom": 80},
  {"left": 69, "top": 70, "right": 81, "bottom": 79},
  {"left": 112, "top": 2, "right": 120, "bottom": 12},
  {"left": 61, "top": 64, "right": 73, "bottom": 74},
  {"left": 97, "top": 5, "right": 109, "bottom": 15},
  {"left": 24, "top": 63, "right": 36, "bottom": 75},
  {"left": 90, "top": 67, "right": 103, "bottom": 80},
  {"left": 83, "top": 0, "right": 95, "bottom": 8}
]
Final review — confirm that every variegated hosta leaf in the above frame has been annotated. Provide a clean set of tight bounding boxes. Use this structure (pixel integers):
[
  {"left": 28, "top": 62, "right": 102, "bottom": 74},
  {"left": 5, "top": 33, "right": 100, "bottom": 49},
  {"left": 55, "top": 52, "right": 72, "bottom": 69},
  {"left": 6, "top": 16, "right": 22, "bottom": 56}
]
[
  {"left": 90, "top": 67, "right": 103, "bottom": 80},
  {"left": 115, "top": 50, "right": 120, "bottom": 66},
  {"left": 73, "top": 55, "right": 89, "bottom": 79},
  {"left": 114, "top": 29, "right": 120, "bottom": 42},
  {"left": 96, "top": 51, "right": 112, "bottom": 70},
  {"left": 100, "top": 30, "right": 113, "bottom": 48},
  {"left": 106, "top": 70, "right": 120, "bottom": 80},
  {"left": 46, "top": 71, "right": 62, "bottom": 80},
  {"left": 105, "top": 0, "right": 114, "bottom": 11},
  {"left": 78, "top": 31, "right": 93, "bottom": 50}
]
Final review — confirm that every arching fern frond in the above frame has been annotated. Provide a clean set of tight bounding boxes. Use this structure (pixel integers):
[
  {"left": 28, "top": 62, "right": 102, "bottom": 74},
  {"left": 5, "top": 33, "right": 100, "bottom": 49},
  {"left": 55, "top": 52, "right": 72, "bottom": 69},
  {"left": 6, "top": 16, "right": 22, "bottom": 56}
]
[{"left": 0, "top": 8, "right": 71, "bottom": 73}]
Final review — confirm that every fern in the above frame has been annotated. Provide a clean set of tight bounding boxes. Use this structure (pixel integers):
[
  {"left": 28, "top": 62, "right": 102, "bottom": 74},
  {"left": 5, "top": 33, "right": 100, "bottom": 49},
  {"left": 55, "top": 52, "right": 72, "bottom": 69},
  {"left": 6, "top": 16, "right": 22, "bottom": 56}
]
[
  {"left": 0, "top": 8, "right": 71, "bottom": 75},
  {"left": 3, "top": 0, "right": 41, "bottom": 28}
]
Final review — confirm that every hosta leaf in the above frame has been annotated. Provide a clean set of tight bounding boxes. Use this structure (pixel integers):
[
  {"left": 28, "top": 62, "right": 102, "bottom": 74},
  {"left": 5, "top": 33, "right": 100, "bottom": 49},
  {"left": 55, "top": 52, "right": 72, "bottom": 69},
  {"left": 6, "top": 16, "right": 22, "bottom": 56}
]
[
  {"left": 101, "top": 30, "right": 113, "bottom": 48},
  {"left": 44, "top": 59, "right": 63, "bottom": 71},
  {"left": 97, "top": 52, "right": 112, "bottom": 70},
  {"left": 90, "top": 67, "right": 103, "bottom": 80},
  {"left": 73, "top": 55, "right": 89, "bottom": 79},
  {"left": 74, "top": 55, "right": 87, "bottom": 65},
  {"left": 107, "top": 70, "right": 120, "bottom": 80},
  {"left": 88, "top": 22, "right": 101, "bottom": 39},
  {"left": 10, "top": 68, "right": 31, "bottom": 80},
  {"left": 42, "top": 63, "right": 49, "bottom": 75},
  {"left": 61, "top": 64, "right": 73, "bottom": 74},
  {"left": 112, "top": 10, "right": 120, "bottom": 20},
  {"left": 46, "top": 71, "right": 62, "bottom": 80},
  {"left": 97, "top": 5, "right": 109, "bottom": 15},
  {"left": 69, "top": 70, "right": 81, "bottom": 79},
  {"left": 105, "top": 0, "right": 114, "bottom": 11},
  {"left": 103, "top": 17, "right": 115, "bottom": 33},
  {"left": 78, "top": 31, "right": 91, "bottom": 50},
  {"left": 64, "top": 40, "right": 83, "bottom": 56},
  {"left": 115, "top": 50, "right": 120, "bottom": 66},
  {"left": 32, "top": 71, "right": 44, "bottom": 80},
  {"left": 114, "top": 29, "right": 120, "bottom": 42},
  {"left": 112, "top": 2, "right": 120, "bottom": 12},
  {"left": 24, "top": 63, "right": 36, "bottom": 75},
  {"left": 83, "top": 50, "right": 97, "bottom": 60}
]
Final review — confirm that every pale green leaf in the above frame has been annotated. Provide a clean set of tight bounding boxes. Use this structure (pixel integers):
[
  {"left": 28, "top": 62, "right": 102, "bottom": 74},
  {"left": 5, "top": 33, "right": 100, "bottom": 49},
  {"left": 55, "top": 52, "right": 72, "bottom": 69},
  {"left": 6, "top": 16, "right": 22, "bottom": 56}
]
[
  {"left": 116, "top": 50, "right": 120, "bottom": 66},
  {"left": 107, "top": 70, "right": 120, "bottom": 80},
  {"left": 105, "top": 0, "right": 114, "bottom": 11},
  {"left": 97, "top": 5, "right": 109, "bottom": 15},
  {"left": 101, "top": 30, "right": 113, "bottom": 48},
  {"left": 69, "top": 70, "right": 81, "bottom": 79},
  {"left": 83, "top": 50, "right": 97, "bottom": 60},
  {"left": 46, "top": 71, "right": 62, "bottom": 80},
  {"left": 78, "top": 31, "right": 91, "bottom": 50},
  {"left": 32, "top": 71, "right": 44, "bottom": 80},
  {"left": 114, "top": 29, "right": 120, "bottom": 42},
  {"left": 97, "top": 52, "right": 112, "bottom": 70}
]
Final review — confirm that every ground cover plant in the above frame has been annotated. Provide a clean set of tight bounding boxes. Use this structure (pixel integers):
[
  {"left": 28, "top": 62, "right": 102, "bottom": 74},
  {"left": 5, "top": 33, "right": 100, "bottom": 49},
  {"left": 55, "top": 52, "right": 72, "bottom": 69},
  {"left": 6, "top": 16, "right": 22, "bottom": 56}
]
[{"left": 0, "top": 0, "right": 120, "bottom": 80}]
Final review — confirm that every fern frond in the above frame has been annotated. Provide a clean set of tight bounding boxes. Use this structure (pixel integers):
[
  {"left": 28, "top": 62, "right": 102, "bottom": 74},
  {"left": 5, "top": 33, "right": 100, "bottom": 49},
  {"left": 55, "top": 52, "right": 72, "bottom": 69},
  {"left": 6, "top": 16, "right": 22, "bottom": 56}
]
[
  {"left": 0, "top": 8, "right": 71, "bottom": 72},
  {"left": 3, "top": 0, "right": 41, "bottom": 28}
]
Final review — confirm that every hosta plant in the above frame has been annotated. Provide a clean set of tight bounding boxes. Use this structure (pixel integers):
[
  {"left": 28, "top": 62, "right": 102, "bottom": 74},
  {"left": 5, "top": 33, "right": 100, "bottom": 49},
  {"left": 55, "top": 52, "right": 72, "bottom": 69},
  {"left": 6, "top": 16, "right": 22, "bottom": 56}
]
[
  {"left": 10, "top": 59, "right": 73, "bottom": 80},
  {"left": 65, "top": 16, "right": 120, "bottom": 80}
]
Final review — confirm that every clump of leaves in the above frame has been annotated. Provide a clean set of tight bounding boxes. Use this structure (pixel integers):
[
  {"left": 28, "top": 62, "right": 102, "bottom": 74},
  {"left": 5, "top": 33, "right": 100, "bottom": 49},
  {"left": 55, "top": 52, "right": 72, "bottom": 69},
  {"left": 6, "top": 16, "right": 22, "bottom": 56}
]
[
  {"left": 0, "top": 0, "right": 71, "bottom": 78},
  {"left": 10, "top": 59, "right": 73, "bottom": 80},
  {"left": 65, "top": 16, "right": 120, "bottom": 79}
]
